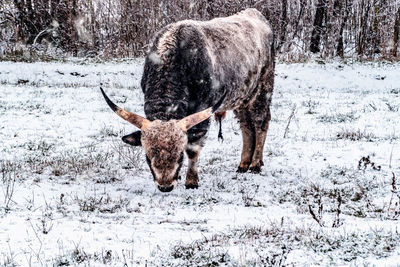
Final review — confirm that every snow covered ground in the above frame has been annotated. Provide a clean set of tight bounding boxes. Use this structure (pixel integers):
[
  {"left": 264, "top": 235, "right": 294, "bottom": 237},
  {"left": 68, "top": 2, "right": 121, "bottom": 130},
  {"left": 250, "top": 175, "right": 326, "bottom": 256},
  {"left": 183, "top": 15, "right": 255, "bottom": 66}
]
[{"left": 0, "top": 59, "right": 399, "bottom": 266}]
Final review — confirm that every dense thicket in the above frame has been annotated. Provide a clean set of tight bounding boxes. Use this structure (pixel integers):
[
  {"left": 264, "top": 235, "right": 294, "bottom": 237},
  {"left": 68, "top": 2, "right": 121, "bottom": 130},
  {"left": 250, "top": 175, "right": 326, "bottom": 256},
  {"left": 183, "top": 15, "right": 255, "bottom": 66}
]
[{"left": 1, "top": 0, "right": 399, "bottom": 61}]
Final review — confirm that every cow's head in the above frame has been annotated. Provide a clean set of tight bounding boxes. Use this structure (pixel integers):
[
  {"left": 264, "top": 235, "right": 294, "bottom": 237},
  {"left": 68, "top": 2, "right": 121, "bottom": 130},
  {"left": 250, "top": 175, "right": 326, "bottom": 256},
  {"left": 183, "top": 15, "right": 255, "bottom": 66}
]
[{"left": 100, "top": 88, "right": 217, "bottom": 192}]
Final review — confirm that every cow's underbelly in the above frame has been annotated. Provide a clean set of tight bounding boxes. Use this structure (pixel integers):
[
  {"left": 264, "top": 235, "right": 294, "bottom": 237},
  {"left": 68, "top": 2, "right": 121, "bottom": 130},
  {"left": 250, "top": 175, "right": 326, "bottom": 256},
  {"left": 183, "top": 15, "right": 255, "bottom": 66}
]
[{"left": 223, "top": 85, "right": 260, "bottom": 111}]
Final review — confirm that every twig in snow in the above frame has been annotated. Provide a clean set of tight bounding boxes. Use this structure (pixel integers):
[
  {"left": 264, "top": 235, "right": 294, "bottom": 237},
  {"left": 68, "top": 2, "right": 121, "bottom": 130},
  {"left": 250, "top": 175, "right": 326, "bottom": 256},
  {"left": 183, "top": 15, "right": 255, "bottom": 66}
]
[
  {"left": 332, "top": 190, "right": 342, "bottom": 228},
  {"left": 28, "top": 219, "right": 43, "bottom": 265},
  {"left": 284, "top": 104, "right": 296, "bottom": 138},
  {"left": 389, "top": 144, "right": 394, "bottom": 169},
  {"left": 309, "top": 205, "right": 323, "bottom": 227},
  {"left": 387, "top": 172, "right": 400, "bottom": 219},
  {"left": 1, "top": 161, "right": 18, "bottom": 213}
]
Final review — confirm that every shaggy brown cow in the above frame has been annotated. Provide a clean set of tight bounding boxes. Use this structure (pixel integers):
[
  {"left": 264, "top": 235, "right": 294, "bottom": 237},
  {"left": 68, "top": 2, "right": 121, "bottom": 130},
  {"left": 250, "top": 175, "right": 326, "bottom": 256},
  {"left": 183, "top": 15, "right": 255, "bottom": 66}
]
[{"left": 101, "top": 8, "right": 275, "bottom": 192}]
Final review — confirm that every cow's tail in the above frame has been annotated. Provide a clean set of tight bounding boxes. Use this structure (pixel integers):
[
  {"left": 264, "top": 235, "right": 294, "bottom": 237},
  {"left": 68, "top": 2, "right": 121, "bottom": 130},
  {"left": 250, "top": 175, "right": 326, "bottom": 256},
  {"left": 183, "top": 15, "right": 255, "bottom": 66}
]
[{"left": 214, "top": 111, "right": 226, "bottom": 142}]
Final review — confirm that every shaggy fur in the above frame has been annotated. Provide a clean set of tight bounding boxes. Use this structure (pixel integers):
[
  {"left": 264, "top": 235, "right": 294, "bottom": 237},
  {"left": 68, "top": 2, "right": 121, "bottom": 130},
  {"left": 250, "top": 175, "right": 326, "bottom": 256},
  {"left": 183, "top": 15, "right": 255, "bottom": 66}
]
[
  {"left": 114, "top": 8, "right": 275, "bottom": 191},
  {"left": 141, "top": 120, "right": 187, "bottom": 186}
]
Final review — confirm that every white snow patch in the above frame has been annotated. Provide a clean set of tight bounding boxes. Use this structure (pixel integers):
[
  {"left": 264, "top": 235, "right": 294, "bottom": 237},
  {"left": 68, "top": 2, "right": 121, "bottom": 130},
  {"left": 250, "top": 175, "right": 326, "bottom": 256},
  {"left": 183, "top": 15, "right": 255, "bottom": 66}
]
[
  {"left": 211, "top": 76, "right": 220, "bottom": 90},
  {"left": 0, "top": 60, "right": 400, "bottom": 265},
  {"left": 148, "top": 52, "right": 163, "bottom": 65}
]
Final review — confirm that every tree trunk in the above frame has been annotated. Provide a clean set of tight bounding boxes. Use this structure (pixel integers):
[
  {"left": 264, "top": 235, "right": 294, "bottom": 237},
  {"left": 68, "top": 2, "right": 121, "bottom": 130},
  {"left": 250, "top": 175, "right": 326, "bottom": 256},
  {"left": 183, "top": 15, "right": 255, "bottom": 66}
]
[
  {"left": 25, "top": 0, "right": 37, "bottom": 42},
  {"left": 287, "top": 0, "right": 305, "bottom": 52},
  {"left": 70, "top": 0, "right": 78, "bottom": 56},
  {"left": 277, "top": 0, "right": 288, "bottom": 51},
  {"left": 88, "top": 0, "right": 97, "bottom": 49},
  {"left": 392, "top": 6, "right": 400, "bottom": 57},
  {"left": 357, "top": 0, "right": 371, "bottom": 56},
  {"left": 337, "top": 0, "right": 351, "bottom": 58},
  {"left": 51, "top": 0, "right": 60, "bottom": 18},
  {"left": 310, "top": 0, "right": 328, "bottom": 53},
  {"left": 371, "top": 0, "right": 381, "bottom": 54},
  {"left": 13, "top": 0, "right": 26, "bottom": 41}
]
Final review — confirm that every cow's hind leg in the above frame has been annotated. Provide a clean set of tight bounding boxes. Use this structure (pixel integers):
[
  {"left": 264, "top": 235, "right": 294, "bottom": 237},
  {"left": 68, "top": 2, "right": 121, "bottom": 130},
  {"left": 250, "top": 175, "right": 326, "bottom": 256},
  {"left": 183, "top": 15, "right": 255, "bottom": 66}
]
[
  {"left": 248, "top": 102, "right": 270, "bottom": 173},
  {"left": 234, "top": 109, "right": 255, "bottom": 173},
  {"left": 248, "top": 65, "right": 274, "bottom": 173}
]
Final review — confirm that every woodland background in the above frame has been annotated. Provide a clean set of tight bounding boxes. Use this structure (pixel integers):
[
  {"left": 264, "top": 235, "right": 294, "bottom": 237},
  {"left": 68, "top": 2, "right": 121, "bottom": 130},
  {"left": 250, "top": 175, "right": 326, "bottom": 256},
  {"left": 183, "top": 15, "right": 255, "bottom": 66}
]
[{"left": 1, "top": 0, "right": 400, "bottom": 61}]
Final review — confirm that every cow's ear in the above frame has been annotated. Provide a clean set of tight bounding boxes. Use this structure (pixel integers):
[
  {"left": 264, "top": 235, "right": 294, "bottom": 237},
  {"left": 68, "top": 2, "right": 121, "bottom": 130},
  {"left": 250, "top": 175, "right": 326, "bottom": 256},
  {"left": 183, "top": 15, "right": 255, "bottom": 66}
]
[{"left": 122, "top": 131, "right": 142, "bottom": 146}]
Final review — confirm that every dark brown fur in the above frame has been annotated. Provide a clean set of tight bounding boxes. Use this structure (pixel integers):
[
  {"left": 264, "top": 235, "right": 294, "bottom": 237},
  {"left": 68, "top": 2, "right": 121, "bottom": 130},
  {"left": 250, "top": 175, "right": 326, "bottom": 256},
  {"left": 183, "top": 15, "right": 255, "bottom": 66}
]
[{"left": 110, "top": 9, "right": 275, "bottom": 191}]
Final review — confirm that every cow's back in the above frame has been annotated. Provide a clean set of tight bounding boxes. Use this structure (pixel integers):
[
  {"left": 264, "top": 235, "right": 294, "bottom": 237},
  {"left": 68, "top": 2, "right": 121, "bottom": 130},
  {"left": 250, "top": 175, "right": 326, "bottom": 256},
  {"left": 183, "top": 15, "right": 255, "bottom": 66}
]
[
  {"left": 197, "top": 9, "right": 274, "bottom": 109},
  {"left": 142, "top": 9, "right": 274, "bottom": 119}
]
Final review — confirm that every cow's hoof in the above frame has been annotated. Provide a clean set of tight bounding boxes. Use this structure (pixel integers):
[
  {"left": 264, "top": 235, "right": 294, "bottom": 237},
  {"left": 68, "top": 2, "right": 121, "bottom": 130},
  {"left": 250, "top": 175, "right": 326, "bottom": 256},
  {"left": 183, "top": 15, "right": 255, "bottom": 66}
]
[
  {"left": 249, "top": 166, "right": 261, "bottom": 173},
  {"left": 185, "top": 183, "right": 199, "bottom": 189},
  {"left": 236, "top": 166, "right": 249, "bottom": 173}
]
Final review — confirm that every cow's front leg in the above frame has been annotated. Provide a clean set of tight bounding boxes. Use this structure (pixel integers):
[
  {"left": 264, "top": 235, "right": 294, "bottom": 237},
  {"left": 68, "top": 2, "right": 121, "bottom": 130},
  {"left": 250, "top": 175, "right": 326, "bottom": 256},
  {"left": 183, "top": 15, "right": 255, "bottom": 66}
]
[
  {"left": 185, "top": 145, "right": 201, "bottom": 189},
  {"left": 234, "top": 109, "right": 255, "bottom": 173}
]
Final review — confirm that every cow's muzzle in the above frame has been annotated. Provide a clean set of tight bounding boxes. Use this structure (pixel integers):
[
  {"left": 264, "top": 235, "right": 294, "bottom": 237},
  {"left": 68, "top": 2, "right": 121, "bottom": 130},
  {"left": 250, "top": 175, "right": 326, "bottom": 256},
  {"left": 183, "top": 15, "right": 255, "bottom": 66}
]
[
  {"left": 155, "top": 180, "right": 178, "bottom": 193},
  {"left": 158, "top": 185, "right": 174, "bottom": 192}
]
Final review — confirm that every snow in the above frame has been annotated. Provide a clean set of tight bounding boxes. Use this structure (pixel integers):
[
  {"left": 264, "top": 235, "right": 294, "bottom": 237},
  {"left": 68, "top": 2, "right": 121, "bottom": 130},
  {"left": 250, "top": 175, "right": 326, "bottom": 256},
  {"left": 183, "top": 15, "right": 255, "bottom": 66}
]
[{"left": 0, "top": 59, "right": 400, "bottom": 266}]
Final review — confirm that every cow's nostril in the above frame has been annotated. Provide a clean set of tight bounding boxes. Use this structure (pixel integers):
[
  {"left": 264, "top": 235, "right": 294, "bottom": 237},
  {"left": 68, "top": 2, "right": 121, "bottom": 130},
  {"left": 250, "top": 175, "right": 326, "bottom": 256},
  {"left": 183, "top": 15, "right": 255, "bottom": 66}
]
[{"left": 158, "top": 185, "right": 174, "bottom": 192}]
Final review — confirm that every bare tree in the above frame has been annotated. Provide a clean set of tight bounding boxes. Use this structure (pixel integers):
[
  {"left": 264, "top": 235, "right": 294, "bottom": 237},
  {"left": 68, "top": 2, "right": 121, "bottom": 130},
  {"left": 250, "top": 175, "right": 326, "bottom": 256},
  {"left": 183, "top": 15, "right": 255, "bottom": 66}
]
[
  {"left": 310, "top": 0, "right": 328, "bottom": 53},
  {"left": 1, "top": 0, "right": 400, "bottom": 60},
  {"left": 393, "top": 6, "right": 400, "bottom": 57},
  {"left": 277, "top": 0, "right": 288, "bottom": 52},
  {"left": 337, "top": 0, "right": 352, "bottom": 58},
  {"left": 357, "top": 0, "right": 372, "bottom": 56}
]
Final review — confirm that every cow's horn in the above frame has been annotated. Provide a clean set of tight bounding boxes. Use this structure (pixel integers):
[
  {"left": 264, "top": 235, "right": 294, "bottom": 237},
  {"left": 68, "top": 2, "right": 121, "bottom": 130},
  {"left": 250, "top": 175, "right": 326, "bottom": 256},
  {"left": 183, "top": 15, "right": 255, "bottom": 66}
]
[
  {"left": 177, "top": 107, "right": 212, "bottom": 132},
  {"left": 177, "top": 90, "right": 227, "bottom": 132},
  {"left": 100, "top": 87, "right": 151, "bottom": 131}
]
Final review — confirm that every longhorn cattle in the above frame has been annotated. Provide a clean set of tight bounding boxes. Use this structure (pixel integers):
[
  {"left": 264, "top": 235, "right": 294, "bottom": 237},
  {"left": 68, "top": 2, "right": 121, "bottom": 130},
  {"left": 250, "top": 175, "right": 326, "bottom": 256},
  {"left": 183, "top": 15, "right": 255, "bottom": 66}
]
[{"left": 101, "top": 8, "right": 275, "bottom": 192}]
